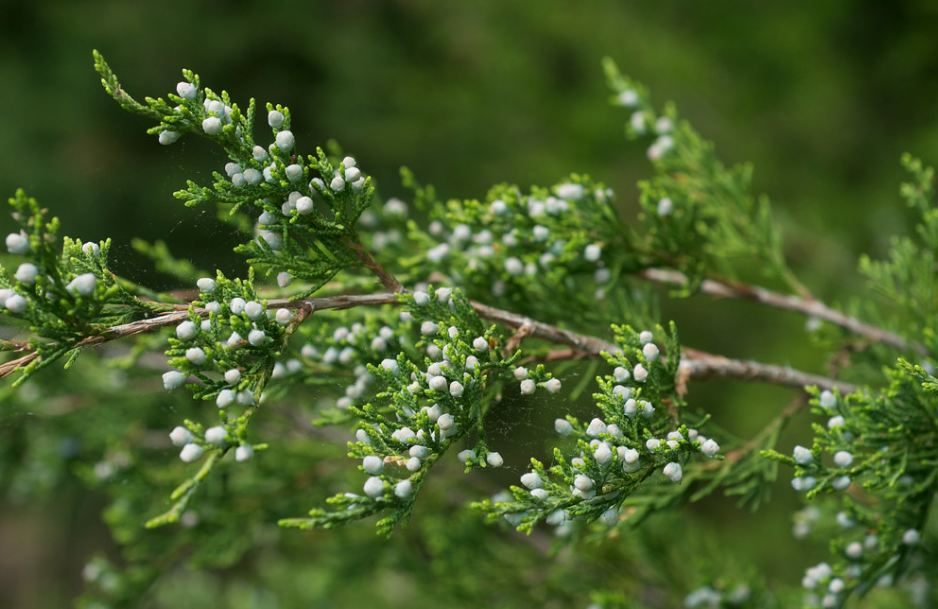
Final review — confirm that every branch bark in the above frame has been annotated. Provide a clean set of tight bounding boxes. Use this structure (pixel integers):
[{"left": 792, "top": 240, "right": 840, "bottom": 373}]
[
  {"left": 0, "top": 291, "right": 857, "bottom": 393},
  {"left": 638, "top": 268, "right": 924, "bottom": 356}
]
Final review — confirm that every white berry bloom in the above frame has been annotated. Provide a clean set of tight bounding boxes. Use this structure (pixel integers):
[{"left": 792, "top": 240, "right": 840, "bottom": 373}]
[
  {"left": 902, "top": 529, "right": 921, "bottom": 545},
  {"left": 586, "top": 418, "right": 607, "bottom": 437},
  {"left": 639, "top": 330, "right": 653, "bottom": 344},
  {"left": 391, "top": 427, "right": 416, "bottom": 443},
  {"left": 701, "top": 438, "right": 720, "bottom": 457},
  {"left": 832, "top": 475, "right": 851, "bottom": 491},
  {"left": 613, "top": 366, "right": 630, "bottom": 382},
  {"left": 554, "top": 418, "right": 573, "bottom": 435},
  {"left": 630, "top": 111, "right": 646, "bottom": 133},
  {"left": 420, "top": 321, "right": 438, "bottom": 335},
  {"left": 248, "top": 329, "right": 267, "bottom": 346},
  {"left": 235, "top": 445, "right": 254, "bottom": 462},
  {"left": 472, "top": 336, "right": 488, "bottom": 352},
  {"left": 555, "top": 183, "right": 585, "bottom": 200},
  {"left": 162, "top": 370, "right": 186, "bottom": 390},
  {"left": 176, "top": 81, "right": 197, "bottom": 99},
  {"left": 201, "top": 116, "right": 222, "bottom": 135},
  {"left": 330, "top": 176, "right": 346, "bottom": 191},
  {"left": 646, "top": 438, "right": 661, "bottom": 450},
  {"left": 275, "top": 130, "right": 295, "bottom": 151},
  {"left": 14, "top": 263, "right": 38, "bottom": 284},
  {"left": 621, "top": 447, "right": 640, "bottom": 465},
  {"left": 520, "top": 379, "right": 535, "bottom": 395},
  {"left": 428, "top": 376, "right": 447, "bottom": 392},
  {"left": 216, "top": 389, "right": 235, "bottom": 408},
  {"left": 833, "top": 451, "right": 853, "bottom": 467},
  {"left": 6, "top": 231, "right": 29, "bottom": 254},
  {"left": 437, "top": 413, "right": 455, "bottom": 431},
  {"left": 633, "top": 364, "right": 648, "bottom": 382},
  {"left": 642, "top": 343, "right": 659, "bottom": 361},
  {"left": 486, "top": 452, "right": 504, "bottom": 467},
  {"left": 663, "top": 462, "right": 683, "bottom": 483},
  {"left": 791, "top": 476, "right": 816, "bottom": 492},
  {"left": 544, "top": 378, "right": 562, "bottom": 394},
  {"left": 617, "top": 89, "right": 638, "bottom": 106},
  {"left": 584, "top": 243, "right": 602, "bottom": 262},
  {"left": 505, "top": 257, "right": 524, "bottom": 276},
  {"left": 267, "top": 110, "right": 285, "bottom": 128},
  {"left": 243, "top": 300, "right": 263, "bottom": 319},
  {"left": 819, "top": 390, "right": 837, "bottom": 409},
  {"left": 413, "top": 291, "right": 430, "bottom": 306},
  {"left": 363, "top": 476, "right": 385, "bottom": 498},
  {"left": 169, "top": 426, "right": 193, "bottom": 446},
  {"left": 827, "top": 415, "right": 845, "bottom": 429},
  {"left": 513, "top": 366, "right": 528, "bottom": 380},
  {"left": 624, "top": 398, "right": 638, "bottom": 416},
  {"left": 175, "top": 320, "right": 198, "bottom": 341},
  {"left": 573, "top": 474, "right": 594, "bottom": 492},
  {"left": 793, "top": 445, "right": 813, "bottom": 465},
  {"left": 275, "top": 308, "right": 293, "bottom": 325},
  {"left": 409, "top": 445, "right": 430, "bottom": 459},
  {"left": 449, "top": 381, "right": 464, "bottom": 397},
  {"left": 520, "top": 472, "right": 542, "bottom": 489},
  {"left": 457, "top": 449, "right": 475, "bottom": 463},
  {"left": 594, "top": 442, "right": 613, "bottom": 464},
  {"left": 158, "top": 130, "right": 181, "bottom": 145},
  {"left": 67, "top": 273, "right": 97, "bottom": 296},
  {"left": 243, "top": 168, "right": 262, "bottom": 184},
  {"left": 4, "top": 293, "right": 26, "bottom": 313},
  {"left": 380, "top": 358, "right": 398, "bottom": 373},
  {"left": 406, "top": 457, "right": 421, "bottom": 471},
  {"left": 395, "top": 480, "right": 413, "bottom": 498},
  {"left": 362, "top": 455, "right": 383, "bottom": 474},
  {"left": 845, "top": 542, "right": 863, "bottom": 558},
  {"left": 196, "top": 277, "right": 216, "bottom": 292},
  {"left": 205, "top": 426, "right": 226, "bottom": 445},
  {"left": 185, "top": 347, "right": 206, "bottom": 365},
  {"left": 179, "top": 443, "right": 204, "bottom": 463}
]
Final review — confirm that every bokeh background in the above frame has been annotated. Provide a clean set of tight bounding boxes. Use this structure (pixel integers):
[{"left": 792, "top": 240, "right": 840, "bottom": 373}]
[{"left": 2, "top": 1, "right": 938, "bottom": 607}]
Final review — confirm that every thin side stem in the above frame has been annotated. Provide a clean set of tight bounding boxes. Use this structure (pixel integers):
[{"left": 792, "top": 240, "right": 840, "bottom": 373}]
[
  {"left": 639, "top": 268, "right": 924, "bottom": 356},
  {"left": 345, "top": 237, "right": 404, "bottom": 293}
]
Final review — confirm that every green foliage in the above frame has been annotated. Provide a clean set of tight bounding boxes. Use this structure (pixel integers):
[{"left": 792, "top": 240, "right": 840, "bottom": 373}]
[
  {"left": 93, "top": 51, "right": 375, "bottom": 296},
  {"left": 859, "top": 155, "right": 938, "bottom": 356},
  {"left": 603, "top": 59, "right": 801, "bottom": 296},
  {"left": 280, "top": 287, "right": 555, "bottom": 535},
  {"left": 1, "top": 49, "right": 937, "bottom": 609},
  {"left": 0, "top": 189, "right": 157, "bottom": 385}
]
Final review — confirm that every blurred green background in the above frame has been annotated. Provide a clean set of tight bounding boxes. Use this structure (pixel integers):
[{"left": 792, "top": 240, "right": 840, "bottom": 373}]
[{"left": 3, "top": 0, "right": 938, "bottom": 607}]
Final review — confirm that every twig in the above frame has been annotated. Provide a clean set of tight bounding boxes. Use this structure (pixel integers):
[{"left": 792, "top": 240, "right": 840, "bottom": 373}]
[
  {"left": 638, "top": 268, "right": 924, "bottom": 356},
  {"left": 345, "top": 238, "right": 404, "bottom": 293},
  {"left": 680, "top": 347, "right": 857, "bottom": 393}
]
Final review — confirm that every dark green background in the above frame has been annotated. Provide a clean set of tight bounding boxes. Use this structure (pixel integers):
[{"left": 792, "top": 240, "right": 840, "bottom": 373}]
[{"left": 2, "top": 0, "right": 938, "bottom": 606}]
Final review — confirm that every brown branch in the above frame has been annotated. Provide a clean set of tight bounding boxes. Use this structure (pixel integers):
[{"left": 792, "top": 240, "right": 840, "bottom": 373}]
[
  {"left": 345, "top": 238, "right": 404, "bottom": 293},
  {"left": 0, "top": 291, "right": 856, "bottom": 393},
  {"left": 680, "top": 347, "right": 857, "bottom": 393},
  {"left": 638, "top": 268, "right": 924, "bottom": 356}
]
